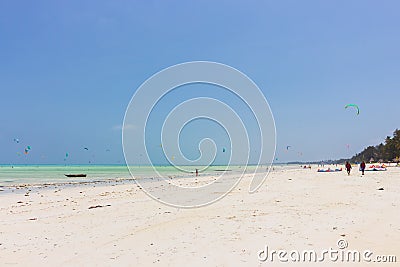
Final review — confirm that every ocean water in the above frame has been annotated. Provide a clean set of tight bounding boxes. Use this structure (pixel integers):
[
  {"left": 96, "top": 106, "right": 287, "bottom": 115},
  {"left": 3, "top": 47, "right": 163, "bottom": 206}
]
[{"left": 0, "top": 164, "right": 281, "bottom": 186}]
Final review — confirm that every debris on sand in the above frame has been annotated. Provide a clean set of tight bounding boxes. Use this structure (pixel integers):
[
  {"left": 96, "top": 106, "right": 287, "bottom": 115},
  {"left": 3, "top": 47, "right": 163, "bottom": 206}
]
[{"left": 88, "top": 204, "right": 111, "bottom": 209}]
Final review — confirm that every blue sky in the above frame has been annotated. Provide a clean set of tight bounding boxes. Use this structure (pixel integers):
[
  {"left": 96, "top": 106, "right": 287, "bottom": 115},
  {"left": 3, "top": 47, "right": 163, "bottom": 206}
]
[{"left": 1, "top": 0, "right": 399, "bottom": 164}]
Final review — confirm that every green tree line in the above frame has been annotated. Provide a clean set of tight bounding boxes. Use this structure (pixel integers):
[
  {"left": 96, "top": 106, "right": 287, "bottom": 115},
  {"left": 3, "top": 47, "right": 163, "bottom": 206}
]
[{"left": 350, "top": 129, "right": 400, "bottom": 163}]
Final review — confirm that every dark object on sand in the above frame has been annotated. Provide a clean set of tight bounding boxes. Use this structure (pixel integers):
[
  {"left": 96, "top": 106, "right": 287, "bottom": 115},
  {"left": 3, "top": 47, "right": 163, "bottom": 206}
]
[
  {"left": 88, "top": 204, "right": 111, "bottom": 209},
  {"left": 64, "top": 174, "right": 87, "bottom": 178},
  {"left": 377, "top": 187, "right": 384, "bottom": 191}
]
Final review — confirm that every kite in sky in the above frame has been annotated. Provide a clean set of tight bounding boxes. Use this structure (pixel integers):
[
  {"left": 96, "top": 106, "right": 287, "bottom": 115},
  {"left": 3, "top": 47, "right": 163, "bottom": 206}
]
[{"left": 345, "top": 104, "right": 360, "bottom": 115}]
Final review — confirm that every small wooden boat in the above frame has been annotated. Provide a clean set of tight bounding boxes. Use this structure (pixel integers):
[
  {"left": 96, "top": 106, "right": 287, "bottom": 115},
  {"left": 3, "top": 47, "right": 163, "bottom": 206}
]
[{"left": 64, "top": 174, "right": 87, "bottom": 178}]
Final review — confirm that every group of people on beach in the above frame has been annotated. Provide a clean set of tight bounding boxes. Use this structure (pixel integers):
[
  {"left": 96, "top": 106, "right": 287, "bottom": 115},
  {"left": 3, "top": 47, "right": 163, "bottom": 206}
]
[{"left": 345, "top": 161, "right": 366, "bottom": 175}]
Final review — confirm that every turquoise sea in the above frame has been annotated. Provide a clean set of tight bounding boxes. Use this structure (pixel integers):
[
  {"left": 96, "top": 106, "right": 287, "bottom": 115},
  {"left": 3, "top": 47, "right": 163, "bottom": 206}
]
[{"left": 0, "top": 164, "right": 280, "bottom": 186}]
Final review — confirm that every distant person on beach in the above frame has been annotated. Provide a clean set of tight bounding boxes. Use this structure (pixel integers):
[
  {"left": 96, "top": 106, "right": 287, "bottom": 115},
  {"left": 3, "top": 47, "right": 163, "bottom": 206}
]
[
  {"left": 360, "top": 161, "right": 366, "bottom": 175},
  {"left": 195, "top": 169, "right": 199, "bottom": 177},
  {"left": 345, "top": 161, "right": 352, "bottom": 175}
]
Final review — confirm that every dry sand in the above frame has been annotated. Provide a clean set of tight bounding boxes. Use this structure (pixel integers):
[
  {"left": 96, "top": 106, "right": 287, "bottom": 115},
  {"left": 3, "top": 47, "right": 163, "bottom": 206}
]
[{"left": 0, "top": 166, "right": 399, "bottom": 266}]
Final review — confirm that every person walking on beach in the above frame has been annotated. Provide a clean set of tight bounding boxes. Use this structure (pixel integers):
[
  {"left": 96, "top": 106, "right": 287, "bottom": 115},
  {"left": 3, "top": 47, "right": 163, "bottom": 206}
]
[
  {"left": 345, "top": 161, "right": 352, "bottom": 175},
  {"left": 360, "top": 161, "right": 366, "bottom": 175}
]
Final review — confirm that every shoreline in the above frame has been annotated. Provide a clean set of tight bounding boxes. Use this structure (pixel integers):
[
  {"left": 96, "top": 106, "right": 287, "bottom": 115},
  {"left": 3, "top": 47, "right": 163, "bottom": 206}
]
[
  {"left": 0, "top": 164, "right": 281, "bottom": 188},
  {"left": 1, "top": 163, "right": 398, "bottom": 189}
]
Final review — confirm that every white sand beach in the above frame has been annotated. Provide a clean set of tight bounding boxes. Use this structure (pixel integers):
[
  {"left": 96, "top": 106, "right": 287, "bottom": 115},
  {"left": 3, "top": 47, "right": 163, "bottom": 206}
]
[{"left": 1, "top": 166, "right": 399, "bottom": 266}]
